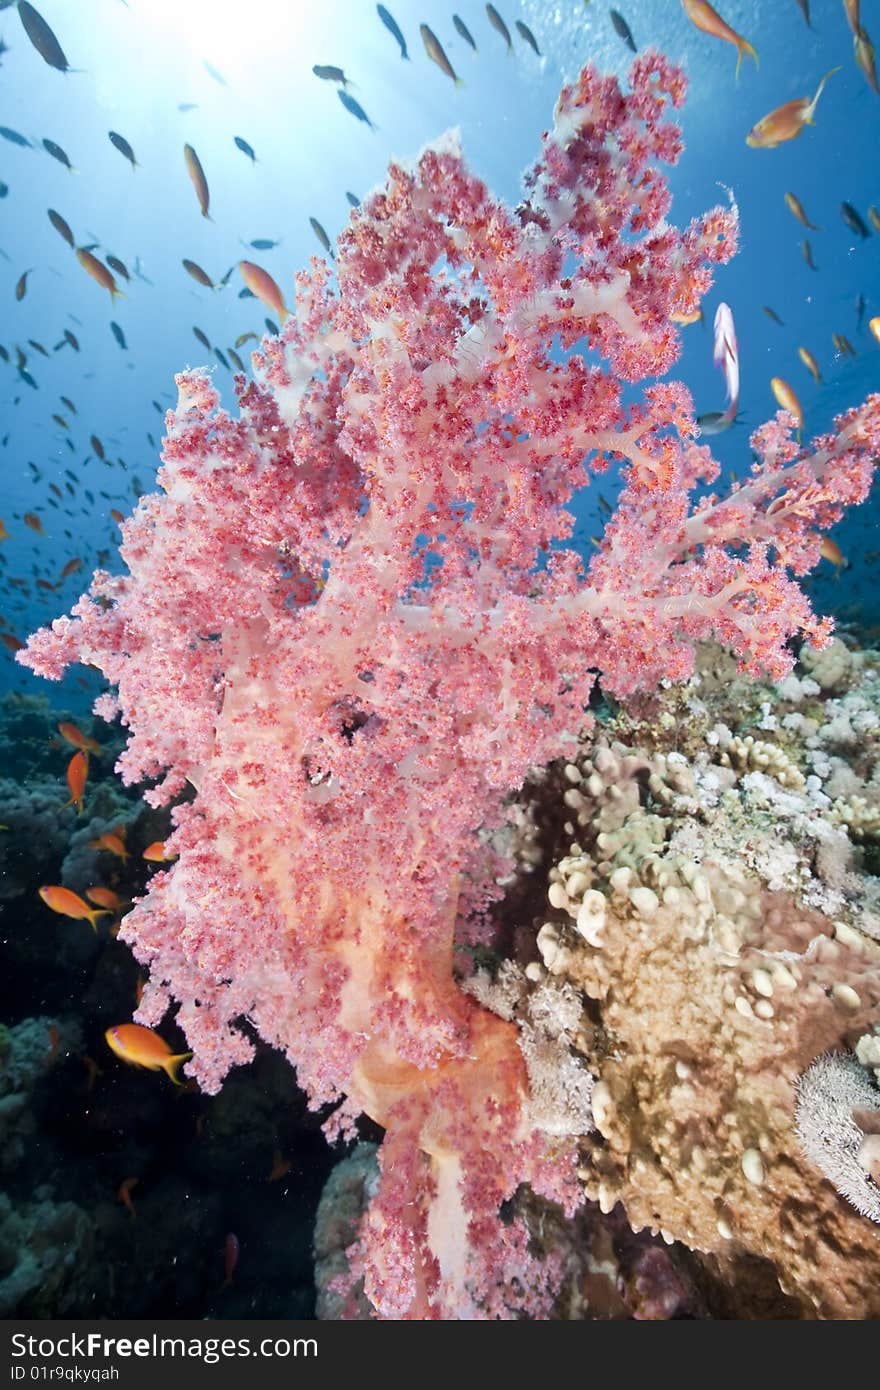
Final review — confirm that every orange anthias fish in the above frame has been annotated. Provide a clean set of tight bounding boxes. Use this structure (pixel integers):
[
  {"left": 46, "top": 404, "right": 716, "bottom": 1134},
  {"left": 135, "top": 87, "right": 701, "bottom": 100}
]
[
  {"left": 268, "top": 1149, "right": 292, "bottom": 1182},
  {"left": 184, "top": 144, "right": 211, "bottom": 219},
  {"left": 86, "top": 885, "right": 125, "bottom": 913},
  {"left": 869, "top": 315, "right": 880, "bottom": 345},
  {"left": 798, "top": 345, "right": 822, "bottom": 384},
  {"left": 784, "top": 191, "right": 819, "bottom": 230},
  {"left": 58, "top": 721, "right": 102, "bottom": 755},
  {"left": 65, "top": 749, "right": 89, "bottom": 812},
  {"left": 76, "top": 247, "right": 123, "bottom": 302},
  {"left": 59, "top": 556, "right": 82, "bottom": 581},
  {"left": 770, "top": 376, "right": 804, "bottom": 432},
  {"left": 82, "top": 1055, "right": 102, "bottom": 1091},
  {"left": 104, "top": 1023, "right": 192, "bottom": 1083},
  {"left": 681, "top": 0, "right": 758, "bottom": 78},
  {"left": 238, "top": 261, "right": 289, "bottom": 323},
  {"left": 117, "top": 1176, "right": 139, "bottom": 1218},
  {"left": 820, "top": 536, "right": 847, "bottom": 571},
  {"left": 89, "top": 830, "right": 129, "bottom": 860},
  {"left": 142, "top": 840, "right": 177, "bottom": 862},
  {"left": 746, "top": 67, "right": 840, "bottom": 147},
  {"left": 23, "top": 512, "right": 45, "bottom": 534},
  {"left": 39, "top": 884, "right": 112, "bottom": 932}
]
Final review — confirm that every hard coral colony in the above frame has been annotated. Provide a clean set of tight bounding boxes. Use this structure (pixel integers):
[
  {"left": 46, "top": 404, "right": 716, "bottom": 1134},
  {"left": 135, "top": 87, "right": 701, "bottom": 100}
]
[{"left": 18, "top": 56, "right": 880, "bottom": 1318}]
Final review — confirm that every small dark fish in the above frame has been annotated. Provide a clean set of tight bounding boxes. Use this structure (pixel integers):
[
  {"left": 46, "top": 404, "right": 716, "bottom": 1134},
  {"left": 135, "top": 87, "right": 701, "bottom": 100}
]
[
  {"left": 312, "top": 64, "right": 349, "bottom": 85},
  {"left": 453, "top": 14, "right": 477, "bottom": 51},
  {"left": 856, "top": 293, "right": 866, "bottom": 329},
  {"left": 610, "top": 8, "right": 637, "bottom": 51},
  {"left": 193, "top": 326, "right": 211, "bottom": 350},
  {"left": 801, "top": 238, "right": 818, "bottom": 271},
  {"left": 64, "top": 329, "right": 79, "bottom": 351},
  {"left": 486, "top": 4, "right": 512, "bottom": 50},
  {"left": 377, "top": 5, "right": 408, "bottom": 59},
  {"left": 234, "top": 136, "right": 257, "bottom": 163},
  {"left": 108, "top": 131, "right": 138, "bottom": 168},
  {"left": 0, "top": 127, "right": 31, "bottom": 147},
  {"left": 793, "top": 0, "right": 810, "bottom": 26},
  {"left": 421, "top": 25, "right": 461, "bottom": 84},
  {"left": 338, "top": 89, "right": 375, "bottom": 128},
  {"left": 60, "top": 395, "right": 76, "bottom": 413},
  {"left": 832, "top": 332, "right": 856, "bottom": 357},
  {"left": 110, "top": 321, "right": 127, "bottom": 350},
  {"left": 90, "top": 434, "right": 105, "bottom": 459},
  {"left": 841, "top": 201, "right": 870, "bottom": 238},
  {"left": 105, "top": 254, "right": 130, "bottom": 281},
  {"left": 146, "top": 433, "right": 155, "bottom": 448},
  {"left": 213, "top": 347, "right": 230, "bottom": 370},
  {"left": 177, "top": 102, "right": 198, "bottom": 112},
  {"left": 697, "top": 411, "right": 735, "bottom": 436},
  {"left": 182, "top": 258, "right": 214, "bottom": 288},
  {"left": 18, "top": 2, "right": 74, "bottom": 73},
  {"left": 18, "top": 367, "right": 38, "bottom": 389},
  {"left": 184, "top": 144, "right": 211, "bottom": 219},
  {"left": 227, "top": 347, "right": 245, "bottom": 372},
  {"left": 855, "top": 29, "right": 879, "bottom": 94},
  {"left": 515, "top": 19, "right": 540, "bottom": 55},
  {"left": 345, "top": 191, "right": 360, "bottom": 207},
  {"left": 219, "top": 265, "right": 235, "bottom": 286},
  {"left": 15, "top": 270, "right": 31, "bottom": 301},
  {"left": 264, "top": 318, "right": 279, "bottom": 336},
  {"left": 0, "top": 345, "right": 8, "bottom": 362},
  {"left": 238, "top": 287, "right": 255, "bottom": 299},
  {"left": 27, "top": 339, "right": 48, "bottom": 356},
  {"left": 131, "top": 476, "right": 143, "bottom": 498},
  {"left": 203, "top": 60, "right": 227, "bottom": 86},
  {"left": 48, "top": 208, "right": 74, "bottom": 246},
  {"left": 43, "top": 138, "right": 75, "bottom": 171},
  {"left": 309, "top": 217, "right": 334, "bottom": 256},
  {"left": 247, "top": 238, "right": 280, "bottom": 250},
  {"left": 0, "top": 182, "right": 8, "bottom": 198},
  {"left": 152, "top": 400, "right": 163, "bottom": 413},
  {"left": 763, "top": 305, "right": 784, "bottom": 325}
]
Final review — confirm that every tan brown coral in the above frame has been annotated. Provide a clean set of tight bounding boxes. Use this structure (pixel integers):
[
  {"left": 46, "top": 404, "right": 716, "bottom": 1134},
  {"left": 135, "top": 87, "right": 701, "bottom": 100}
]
[{"left": 528, "top": 738, "right": 880, "bottom": 1317}]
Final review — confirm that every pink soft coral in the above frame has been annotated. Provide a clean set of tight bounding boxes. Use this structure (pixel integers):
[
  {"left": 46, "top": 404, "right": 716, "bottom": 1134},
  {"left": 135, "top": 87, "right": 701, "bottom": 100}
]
[{"left": 19, "top": 55, "right": 880, "bottom": 1317}]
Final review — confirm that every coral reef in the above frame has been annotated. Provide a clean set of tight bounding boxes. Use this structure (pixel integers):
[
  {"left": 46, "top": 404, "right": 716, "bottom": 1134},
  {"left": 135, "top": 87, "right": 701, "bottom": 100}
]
[
  {"left": 492, "top": 640, "right": 880, "bottom": 1317},
  {"left": 16, "top": 54, "right": 880, "bottom": 1318}
]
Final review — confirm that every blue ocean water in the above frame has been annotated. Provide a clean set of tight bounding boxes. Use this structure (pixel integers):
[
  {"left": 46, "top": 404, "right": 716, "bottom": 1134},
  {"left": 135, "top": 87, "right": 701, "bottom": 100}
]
[{"left": 0, "top": 0, "right": 878, "bottom": 708}]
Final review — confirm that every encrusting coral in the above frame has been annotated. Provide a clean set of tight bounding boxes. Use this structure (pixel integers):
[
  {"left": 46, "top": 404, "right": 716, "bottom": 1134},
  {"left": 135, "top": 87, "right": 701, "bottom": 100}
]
[{"left": 485, "top": 640, "right": 880, "bottom": 1317}]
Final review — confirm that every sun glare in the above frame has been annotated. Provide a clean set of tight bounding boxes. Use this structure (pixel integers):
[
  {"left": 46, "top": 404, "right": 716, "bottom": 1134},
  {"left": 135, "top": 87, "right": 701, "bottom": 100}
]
[{"left": 135, "top": 0, "right": 313, "bottom": 77}]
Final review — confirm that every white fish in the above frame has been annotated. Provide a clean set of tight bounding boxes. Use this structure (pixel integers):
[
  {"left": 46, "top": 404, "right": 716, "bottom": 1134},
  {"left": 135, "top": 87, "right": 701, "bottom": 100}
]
[
  {"left": 711, "top": 300, "right": 739, "bottom": 428},
  {"left": 714, "top": 301, "right": 738, "bottom": 406}
]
